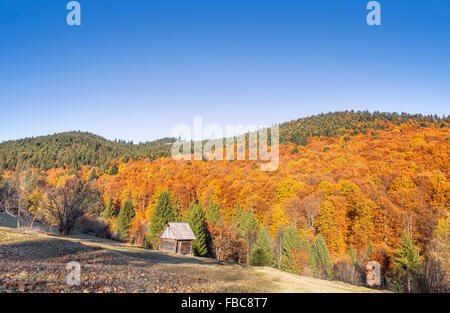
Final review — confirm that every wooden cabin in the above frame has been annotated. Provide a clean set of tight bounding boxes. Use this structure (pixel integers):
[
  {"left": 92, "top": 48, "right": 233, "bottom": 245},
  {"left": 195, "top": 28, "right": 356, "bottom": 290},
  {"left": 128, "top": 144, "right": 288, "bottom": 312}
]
[{"left": 159, "top": 222, "right": 196, "bottom": 255}]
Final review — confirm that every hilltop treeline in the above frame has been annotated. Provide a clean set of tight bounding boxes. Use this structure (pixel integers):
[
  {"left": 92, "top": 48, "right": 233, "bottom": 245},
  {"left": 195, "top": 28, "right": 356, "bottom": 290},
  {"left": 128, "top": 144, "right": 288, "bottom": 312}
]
[
  {"left": 1, "top": 111, "right": 448, "bottom": 171},
  {"left": 0, "top": 131, "right": 175, "bottom": 171},
  {"left": 279, "top": 111, "right": 449, "bottom": 146}
]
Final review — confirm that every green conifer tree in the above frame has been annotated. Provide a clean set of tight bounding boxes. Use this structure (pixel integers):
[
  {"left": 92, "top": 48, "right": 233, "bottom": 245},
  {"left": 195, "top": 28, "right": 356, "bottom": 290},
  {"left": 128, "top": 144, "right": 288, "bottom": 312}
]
[
  {"left": 146, "top": 191, "right": 175, "bottom": 248},
  {"left": 312, "top": 234, "right": 334, "bottom": 279},
  {"left": 116, "top": 199, "right": 135, "bottom": 242},
  {"left": 232, "top": 202, "right": 242, "bottom": 225},
  {"left": 302, "top": 236, "right": 317, "bottom": 276},
  {"left": 393, "top": 233, "right": 423, "bottom": 293},
  {"left": 206, "top": 199, "right": 220, "bottom": 224},
  {"left": 235, "top": 209, "right": 259, "bottom": 264},
  {"left": 249, "top": 228, "right": 275, "bottom": 267},
  {"left": 185, "top": 202, "right": 208, "bottom": 256},
  {"left": 101, "top": 196, "right": 116, "bottom": 219},
  {"left": 348, "top": 244, "right": 357, "bottom": 264},
  {"left": 281, "top": 226, "right": 302, "bottom": 273},
  {"left": 365, "top": 242, "right": 374, "bottom": 260},
  {"left": 173, "top": 197, "right": 183, "bottom": 222}
]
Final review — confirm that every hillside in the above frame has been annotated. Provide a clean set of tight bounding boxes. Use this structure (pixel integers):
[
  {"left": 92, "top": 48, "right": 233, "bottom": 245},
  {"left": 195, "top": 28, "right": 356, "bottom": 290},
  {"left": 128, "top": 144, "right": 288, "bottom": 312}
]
[
  {"left": 0, "top": 131, "right": 176, "bottom": 171},
  {"left": 0, "top": 226, "right": 380, "bottom": 293},
  {"left": 1, "top": 111, "right": 448, "bottom": 172},
  {"left": 1, "top": 111, "right": 449, "bottom": 292}
]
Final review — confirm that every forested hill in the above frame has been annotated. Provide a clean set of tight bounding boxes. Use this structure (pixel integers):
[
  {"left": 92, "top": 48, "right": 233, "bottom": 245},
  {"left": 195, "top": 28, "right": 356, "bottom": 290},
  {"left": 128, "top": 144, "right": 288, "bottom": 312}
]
[
  {"left": 278, "top": 111, "right": 449, "bottom": 146},
  {"left": 1, "top": 111, "right": 448, "bottom": 171},
  {"left": 0, "top": 131, "right": 176, "bottom": 171}
]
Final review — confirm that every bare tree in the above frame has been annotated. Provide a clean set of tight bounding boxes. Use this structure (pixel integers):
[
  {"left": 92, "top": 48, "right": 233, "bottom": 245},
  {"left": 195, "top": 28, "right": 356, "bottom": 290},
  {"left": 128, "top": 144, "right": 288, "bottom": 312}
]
[
  {"left": 0, "top": 173, "right": 32, "bottom": 228},
  {"left": 0, "top": 179, "right": 18, "bottom": 217},
  {"left": 42, "top": 177, "right": 100, "bottom": 235},
  {"left": 299, "top": 194, "right": 320, "bottom": 230}
]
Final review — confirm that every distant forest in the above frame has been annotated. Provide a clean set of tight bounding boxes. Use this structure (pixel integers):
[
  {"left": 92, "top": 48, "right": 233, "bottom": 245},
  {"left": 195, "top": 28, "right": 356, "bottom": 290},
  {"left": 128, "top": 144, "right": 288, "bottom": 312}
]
[{"left": 1, "top": 111, "right": 448, "bottom": 171}]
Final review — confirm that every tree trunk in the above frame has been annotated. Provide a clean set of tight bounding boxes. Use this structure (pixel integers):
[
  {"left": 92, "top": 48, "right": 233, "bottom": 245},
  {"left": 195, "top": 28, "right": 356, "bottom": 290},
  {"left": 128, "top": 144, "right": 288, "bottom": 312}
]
[{"left": 16, "top": 206, "right": 21, "bottom": 228}]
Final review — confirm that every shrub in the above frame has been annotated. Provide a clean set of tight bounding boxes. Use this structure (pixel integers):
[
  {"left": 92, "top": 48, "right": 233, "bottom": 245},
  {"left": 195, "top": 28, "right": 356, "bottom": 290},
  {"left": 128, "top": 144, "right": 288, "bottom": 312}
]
[
  {"left": 334, "top": 256, "right": 365, "bottom": 285},
  {"left": 75, "top": 213, "right": 109, "bottom": 237}
]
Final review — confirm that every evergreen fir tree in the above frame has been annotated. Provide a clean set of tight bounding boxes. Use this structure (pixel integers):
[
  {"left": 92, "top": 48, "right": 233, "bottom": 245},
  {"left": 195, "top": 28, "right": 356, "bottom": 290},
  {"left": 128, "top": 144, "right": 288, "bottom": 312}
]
[
  {"left": 393, "top": 233, "right": 423, "bottom": 293},
  {"left": 274, "top": 226, "right": 285, "bottom": 269},
  {"left": 206, "top": 199, "right": 220, "bottom": 224},
  {"left": 185, "top": 202, "right": 208, "bottom": 256},
  {"left": 302, "top": 236, "right": 317, "bottom": 276},
  {"left": 173, "top": 197, "right": 183, "bottom": 222},
  {"left": 235, "top": 209, "right": 259, "bottom": 264},
  {"left": 348, "top": 244, "right": 357, "bottom": 264},
  {"left": 146, "top": 191, "right": 175, "bottom": 248},
  {"left": 312, "top": 234, "right": 334, "bottom": 279},
  {"left": 365, "top": 242, "right": 374, "bottom": 260},
  {"left": 101, "top": 196, "right": 116, "bottom": 219},
  {"left": 116, "top": 199, "right": 135, "bottom": 242},
  {"left": 281, "top": 226, "right": 302, "bottom": 273},
  {"left": 249, "top": 228, "right": 275, "bottom": 267},
  {"left": 232, "top": 202, "right": 242, "bottom": 225}
]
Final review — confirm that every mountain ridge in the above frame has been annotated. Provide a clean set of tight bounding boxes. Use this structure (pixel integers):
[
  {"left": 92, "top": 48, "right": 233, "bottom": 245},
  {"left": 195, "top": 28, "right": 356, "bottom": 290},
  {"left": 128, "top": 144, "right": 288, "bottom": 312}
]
[{"left": 1, "top": 110, "right": 448, "bottom": 171}]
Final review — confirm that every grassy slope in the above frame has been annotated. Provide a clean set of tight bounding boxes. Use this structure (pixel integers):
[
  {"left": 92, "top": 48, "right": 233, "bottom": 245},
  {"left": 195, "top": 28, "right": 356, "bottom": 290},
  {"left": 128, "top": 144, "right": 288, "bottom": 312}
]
[{"left": 0, "top": 226, "right": 381, "bottom": 293}]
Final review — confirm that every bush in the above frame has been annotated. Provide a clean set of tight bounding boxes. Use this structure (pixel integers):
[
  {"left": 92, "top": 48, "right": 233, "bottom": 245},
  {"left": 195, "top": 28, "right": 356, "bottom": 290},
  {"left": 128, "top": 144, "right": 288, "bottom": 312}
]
[
  {"left": 334, "top": 256, "right": 365, "bottom": 286},
  {"left": 74, "top": 213, "right": 109, "bottom": 237},
  {"left": 418, "top": 252, "right": 448, "bottom": 293}
]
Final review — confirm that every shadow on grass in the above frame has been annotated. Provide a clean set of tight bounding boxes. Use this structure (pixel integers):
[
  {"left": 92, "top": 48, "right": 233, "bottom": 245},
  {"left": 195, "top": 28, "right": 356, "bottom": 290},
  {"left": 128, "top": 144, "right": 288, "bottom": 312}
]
[
  {"left": 1, "top": 238, "right": 101, "bottom": 261},
  {"left": 2, "top": 233, "right": 229, "bottom": 267},
  {"left": 65, "top": 233, "right": 231, "bottom": 266}
]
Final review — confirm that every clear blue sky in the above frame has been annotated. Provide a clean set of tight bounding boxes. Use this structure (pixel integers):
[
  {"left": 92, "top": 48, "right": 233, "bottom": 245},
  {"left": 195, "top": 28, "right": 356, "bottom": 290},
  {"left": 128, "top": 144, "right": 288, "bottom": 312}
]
[{"left": 0, "top": 0, "right": 449, "bottom": 143}]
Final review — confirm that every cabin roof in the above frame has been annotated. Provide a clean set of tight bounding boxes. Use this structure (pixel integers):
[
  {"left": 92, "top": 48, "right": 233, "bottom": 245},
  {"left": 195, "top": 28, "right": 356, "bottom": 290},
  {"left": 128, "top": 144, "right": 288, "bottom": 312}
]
[{"left": 160, "top": 222, "right": 196, "bottom": 240}]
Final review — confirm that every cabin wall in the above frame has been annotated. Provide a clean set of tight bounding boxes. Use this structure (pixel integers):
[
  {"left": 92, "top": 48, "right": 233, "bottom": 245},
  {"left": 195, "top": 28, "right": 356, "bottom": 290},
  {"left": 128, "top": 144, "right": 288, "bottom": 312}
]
[
  {"left": 160, "top": 238, "right": 177, "bottom": 253},
  {"left": 177, "top": 240, "right": 193, "bottom": 255}
]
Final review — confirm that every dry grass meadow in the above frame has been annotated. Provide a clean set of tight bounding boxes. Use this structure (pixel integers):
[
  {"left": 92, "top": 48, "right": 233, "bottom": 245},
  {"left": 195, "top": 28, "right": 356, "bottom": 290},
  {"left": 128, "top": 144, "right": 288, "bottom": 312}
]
[{"left": 0, "top": 226, "right": 381, "bottom": 293}]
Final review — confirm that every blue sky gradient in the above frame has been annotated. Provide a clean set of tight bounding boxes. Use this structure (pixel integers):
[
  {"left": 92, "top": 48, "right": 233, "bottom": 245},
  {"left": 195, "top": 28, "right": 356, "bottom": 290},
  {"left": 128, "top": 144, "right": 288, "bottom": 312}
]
[{"left": 0, "top": 0, "right": 449, "bottom": 142}]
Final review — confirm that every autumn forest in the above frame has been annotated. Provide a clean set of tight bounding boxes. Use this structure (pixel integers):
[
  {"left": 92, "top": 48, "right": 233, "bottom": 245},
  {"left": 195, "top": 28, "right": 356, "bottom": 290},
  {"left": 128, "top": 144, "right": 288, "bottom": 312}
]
[{"left": 1, "top": 111, "right": 449, "bottom": 292}]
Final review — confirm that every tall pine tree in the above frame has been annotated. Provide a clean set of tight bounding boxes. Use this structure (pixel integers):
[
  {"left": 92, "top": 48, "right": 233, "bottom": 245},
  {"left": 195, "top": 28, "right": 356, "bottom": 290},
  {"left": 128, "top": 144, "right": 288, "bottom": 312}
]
[
  {"left": 173, "top": 197, "right": 183, "bottom": 222},
  {"left": 185, "top": 202, "right": 208, "bottom": 256},
  {"left": 249, "top": 228, "right": 275, "bottom": 267},
  {"left": 393, "top": 232, "right": 423, "bottom": 293},
  {"left": 101, "top": 196, "right": 116, "bottom": 219},
  {"left": 206, "top": 199, "right": 220, "bottom": 224},
  {"left": 116, "top": 199, "right": 135, "bottom": 242},
  {"left": 235, "top": 209, "right": 259, "bottom": 264},
  {"left": 146, "top": 191, "right": 176, "bottom": 248},
  {"left": 313, "top": 234, "right": 334, "bottom": 279},
  {"left": 302, "top": 236, "right": 317, "bottom": 276},
  {"left": 281, "top": 226, "right": 302, "bottom": 273}
]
